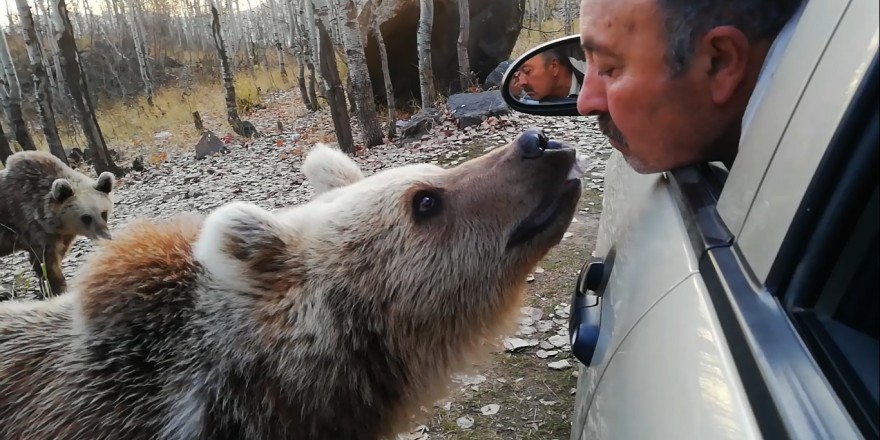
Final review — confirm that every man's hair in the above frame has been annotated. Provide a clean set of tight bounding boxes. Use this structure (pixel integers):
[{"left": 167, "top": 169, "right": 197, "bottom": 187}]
[{"left": 658, "top": 0, "right": 804, "bottom": 74}]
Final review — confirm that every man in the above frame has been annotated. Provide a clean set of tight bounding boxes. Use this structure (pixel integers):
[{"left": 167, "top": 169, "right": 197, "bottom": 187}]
[
  {"left": 517, "top": 48, "right": 585, "bottom": 102},
  {"left": 576, "top": 0, "right": 805, "bottom": 173}
]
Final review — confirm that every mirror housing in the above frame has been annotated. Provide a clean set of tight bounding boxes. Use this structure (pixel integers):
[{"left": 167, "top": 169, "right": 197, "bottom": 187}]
[{"left": 501, "top": 34, "right": 583, "bottom": 117}]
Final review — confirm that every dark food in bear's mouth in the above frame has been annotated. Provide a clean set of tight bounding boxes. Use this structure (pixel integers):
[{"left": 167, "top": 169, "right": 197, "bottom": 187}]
[{"left": 507, "top": 178, "right": 581, "bottom": 249}]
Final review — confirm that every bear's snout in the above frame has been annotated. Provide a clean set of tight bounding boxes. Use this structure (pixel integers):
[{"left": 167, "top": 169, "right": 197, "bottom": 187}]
[{"left": 515, "top": 128, "right": 567, "bottom": 160}]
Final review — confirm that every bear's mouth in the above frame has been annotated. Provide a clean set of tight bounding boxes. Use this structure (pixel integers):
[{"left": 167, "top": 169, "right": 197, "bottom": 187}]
[{"left": 506, "top": 158, "right": 586, "bottom": 249}]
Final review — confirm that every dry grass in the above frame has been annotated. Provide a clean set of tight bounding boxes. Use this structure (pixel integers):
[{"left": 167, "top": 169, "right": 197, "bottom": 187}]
[{"left": 32, "top": 65, "right": 293, "bottom": 154}]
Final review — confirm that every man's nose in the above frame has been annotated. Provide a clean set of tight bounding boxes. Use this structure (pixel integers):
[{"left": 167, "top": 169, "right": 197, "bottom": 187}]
[
  {"left": 516, "top": 129, "right": 564, "bottom": 159},
  {"left": 577, "top": 63, "right": 609, "bottom": 116}
]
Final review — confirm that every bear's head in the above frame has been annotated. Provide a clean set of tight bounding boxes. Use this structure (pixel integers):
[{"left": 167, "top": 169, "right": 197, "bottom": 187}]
[
  {"left": 193, "top": 129, "right": 584, "bottom": 346},
  {"left": 51, "top": 171, "right": 115, "bottom": 240}
]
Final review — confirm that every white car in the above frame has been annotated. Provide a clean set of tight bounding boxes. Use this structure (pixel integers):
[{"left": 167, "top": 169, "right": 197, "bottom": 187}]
[{"left": 501, "top": 0, "right": 878, "bottom": 438}]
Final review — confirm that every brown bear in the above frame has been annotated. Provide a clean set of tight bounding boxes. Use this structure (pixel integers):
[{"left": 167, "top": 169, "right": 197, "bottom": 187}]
[
  {"left": 0, "top": 130, "right": 585, "bottom": 440},
  {"left": 0, "top": 150, "right": 115, "bottom": 297}
]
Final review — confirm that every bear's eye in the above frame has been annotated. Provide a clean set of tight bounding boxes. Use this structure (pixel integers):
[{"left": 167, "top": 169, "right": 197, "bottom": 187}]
[
  {"left": 412, "top": 190, "right": 442, "bottom": 220},
  {"left": 101, "top": 211, "right": 108, "bottom": 221},
  {"left": 81, "top": 214, "right": 93, "bottom": 226}
]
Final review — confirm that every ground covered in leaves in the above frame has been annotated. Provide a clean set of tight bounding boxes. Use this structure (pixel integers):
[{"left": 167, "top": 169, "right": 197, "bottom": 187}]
[{"left": 1, "top": 88, "right": 612, "bottom": 439}]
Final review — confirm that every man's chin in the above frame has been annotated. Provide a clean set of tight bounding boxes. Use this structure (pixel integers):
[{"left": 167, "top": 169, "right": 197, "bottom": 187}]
[{"left": 622, "top": 154, "right": 661, "bottom": 174}]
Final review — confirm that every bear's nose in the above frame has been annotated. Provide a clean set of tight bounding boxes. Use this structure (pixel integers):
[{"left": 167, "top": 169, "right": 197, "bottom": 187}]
[{"left": 517, "top": 129, "right": 549, "bottom": 159}]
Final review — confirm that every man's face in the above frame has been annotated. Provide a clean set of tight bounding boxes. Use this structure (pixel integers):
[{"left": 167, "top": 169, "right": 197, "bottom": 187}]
[
  {"left": 518, "top": 55, "right": 560, "bottom": 100},
  {"left": 577, "top": 0, "right": 732, "bottom": 173}
]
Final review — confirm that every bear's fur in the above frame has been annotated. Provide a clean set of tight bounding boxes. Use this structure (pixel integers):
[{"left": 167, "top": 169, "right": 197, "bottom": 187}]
[
  {"left": 0, "top": 150, "right": 115, "bottom": 296},
  {"left": 0, "top": 132, "right": 584, "bottom": 440}
]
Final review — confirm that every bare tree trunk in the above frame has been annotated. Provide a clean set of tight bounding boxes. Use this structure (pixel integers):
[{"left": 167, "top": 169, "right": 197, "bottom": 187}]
[
  {"left": 417, "top": 0, "right": 436, "bottom": 109},
  {"left": 17, "top": 0, "right": 68, "bottom": 165},
  {"left": 0, "top": 122, "right": 12, "bottom": 165},
  {"left": 303, "top": 0, "right": 321, "bottom": 111},
  {"left": 276, "top": 41, "right": 287, "bottom": 78},
  {"left": 288, "top": 0, "right": 312, "bottom": 109},
  {"left": 37, "top": 0, "right": 68, "bottom": 101},
  {"left": 563, "top": 0, "right": 573, "bottom": 34},
  {"left": 125, "top": 0, "right": 154, "bottom": 105},
  {"left": 317, "top": 19, "right": 354, "bottom": 154},
  {"left": 50, "top": 0, "right": 123, "bottom": 176},
  {"left": 341, "top": 0, "right": 382, "bottom": 147},
  {"left": 0, "top": 30, "right": 37, "bottom": 151},
  {"left": 370, "top": 5, "right": 395, "bottom": 139},
  {"left": 210, "top": 0, "right": 244, "bottom": 136},
  {"left": 457, "top": 0, "right": 471, "bottom": 90}
]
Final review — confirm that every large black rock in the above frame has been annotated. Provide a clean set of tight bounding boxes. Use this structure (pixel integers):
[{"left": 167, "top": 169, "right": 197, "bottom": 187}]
[
  {"left": 361, "top": 0, "right": 524, "bottom": 105},
  {"left": 447, "top": 90, "right": 509, "bottom": 129}
]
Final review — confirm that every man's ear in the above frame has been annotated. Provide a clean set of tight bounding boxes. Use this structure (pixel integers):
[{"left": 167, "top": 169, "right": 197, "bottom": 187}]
[{"left": 699, "top": 26, "right": 750, "bottom": 104}]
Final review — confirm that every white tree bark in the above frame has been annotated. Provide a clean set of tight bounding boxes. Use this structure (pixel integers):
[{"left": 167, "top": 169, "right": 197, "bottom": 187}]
[
  {"left": 341, "top": 0, "right": 383, "bottom": 147},
  {"left": 16, "top": 0, "right": 67, "bottom": 164},
  {"left": 125, "top": 0, "right": 154, "bottom": 105},
  {"left": 417, "top": 0, "right": 436, "bottom": 109},
  {"left": 457, "top": 0, "right": 471, "bottom": 90},
  {"left": 0, "top": 29, "right": 36, "bottom": 151},
  {"left": 370, "top": 0, "right": 396, "bottom": 139}
]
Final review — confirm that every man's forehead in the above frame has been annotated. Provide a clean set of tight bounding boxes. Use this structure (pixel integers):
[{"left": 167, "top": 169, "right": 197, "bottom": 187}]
[{"left": 579, "top": 0, "right": 659, "bottom": 52}]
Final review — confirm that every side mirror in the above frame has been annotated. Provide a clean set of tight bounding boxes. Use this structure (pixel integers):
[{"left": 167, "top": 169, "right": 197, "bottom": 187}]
[{"left": 501, "top": 34, "right": 583, "bottom": 116}]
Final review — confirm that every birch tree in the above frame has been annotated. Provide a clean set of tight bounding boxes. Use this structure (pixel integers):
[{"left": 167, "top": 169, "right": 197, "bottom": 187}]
[
  {"left": 0, "top": 30, "right": 37, "bottom": 151},
  {"left": 17, "top": 0, "right": 68, "bottom": 164},
  {"left": 341, "top": 0, "right": 383, "bottom": 147},
  {"left": 51, "top": 0, "right": 123, "bottom": 176},
  {"left": 317, "top": 18, "right": 354, "bottom": 154},
  {"left": 369, "top": 1, "right": 395, "bottom": 139},
  {"left": 457, "top": 0, "right": 471, "bottom": 90},
  {"left": 125, "top": 0, "right": 154, "bottom": 105},
  {"left": 209, "top": 0, "right": 245, "bottom": 135},
  {"left": 417, "top": 0, "right": 436, "bottom": 109},
  {"left": 0, "top": 123, "right": 12, "bottom": 166},
  {"left": 287, "top": 0, "right": 312, "bottom": 110}
]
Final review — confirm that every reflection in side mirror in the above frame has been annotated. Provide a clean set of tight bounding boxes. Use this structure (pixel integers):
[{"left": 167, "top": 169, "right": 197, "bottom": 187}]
[{"left": 501, "top": 34, "right": 583, "bottom": 117}]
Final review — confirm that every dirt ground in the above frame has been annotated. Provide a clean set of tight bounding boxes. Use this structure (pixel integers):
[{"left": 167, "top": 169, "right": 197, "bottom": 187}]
[{"left": 407, "top": 188, "right": 603, "bottom": 440}]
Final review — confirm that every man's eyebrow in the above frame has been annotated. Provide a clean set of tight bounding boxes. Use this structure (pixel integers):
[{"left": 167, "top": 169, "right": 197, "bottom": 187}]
[{"left": 581, "top": 39, "right": 617, "bottom": 57}]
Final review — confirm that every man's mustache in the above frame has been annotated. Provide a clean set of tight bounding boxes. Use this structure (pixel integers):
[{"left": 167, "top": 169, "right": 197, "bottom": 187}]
[{"left": 598, "top": 113, "right": 628, "bottom": 147}]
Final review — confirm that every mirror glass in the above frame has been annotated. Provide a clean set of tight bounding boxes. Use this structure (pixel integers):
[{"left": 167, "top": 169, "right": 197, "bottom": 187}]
[{"left": 506, "top": 40, "right": 585, "bottom": 106}]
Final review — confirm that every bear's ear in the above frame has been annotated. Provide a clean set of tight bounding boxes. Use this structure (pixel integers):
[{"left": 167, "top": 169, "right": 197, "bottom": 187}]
[
  {"left": 51, "top": 179, "right": 74, "bottom": 202},
  {"left": 302, "top": 143, "right": 364, "bottom": 196},
  {"left": 193, "top": 201, "right": 290, "bottom": 292},
  {"left": 95, "top": 172, "right": 114, "bottom": 194}
]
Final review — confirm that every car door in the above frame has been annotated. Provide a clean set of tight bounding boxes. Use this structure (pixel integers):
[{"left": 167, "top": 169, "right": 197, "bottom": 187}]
[{"left": 567, "top": 0, "right": 878, "bottom": 438}]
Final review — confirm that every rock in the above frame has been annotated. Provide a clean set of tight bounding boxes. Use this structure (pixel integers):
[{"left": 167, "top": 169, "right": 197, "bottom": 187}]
[
  {"left": 131, "top": 156, "right": 145, "bottom": 172},
  {"left": 447, "top": 91, "right": 510, "bottom": 129},
  {"left": 536, "top": 350, "right": 551, "bottom": 359},
  {"left": 503, "top": 337, "right": 535, "bottom": 352},
  {"left": 563, "top": 232, "right": 574, "bottom": 239},
  {"left": 548, "top": 335, "right": 568, "bottom": 348},
  {"left": 536, "top": 320, "right": 554, "bottom": 333},
  {"left": 452, "top": 374, "right": 487, "bottom": 386},
  {"left": 534, "top": 267, "right": 545, "bottom": 274},
  {"left": 539, "top": 341, "right": 555, "bottom": 350},
  {"left": 399, "top": 109, "right": 442, "bottom": 140},
  {"left": 361, "top": 0, "right": 524, "bottom": 103},
  {"left": 483, "top": 60, "right": 514, "bottom": 90},
  {"left": 456, "top": 415, "right": 475, "bottom": 429},
  {"left": 480, "top": 404, "right": 500, "bottom": 415},
  {"left": 194, "top": 130, "right": 229, "bottom": 160},
  {"left": 526, "top": 274, "right": 535, "bottom": 283},
  {"left": 154, "top": 130, "right": 173, "bottom": 142},
  {"left": 549, "top": 360, "right": 572, "bottom": 370},
  {"left": 521, "top": 306, "right": 543, "bottom": 321}
]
